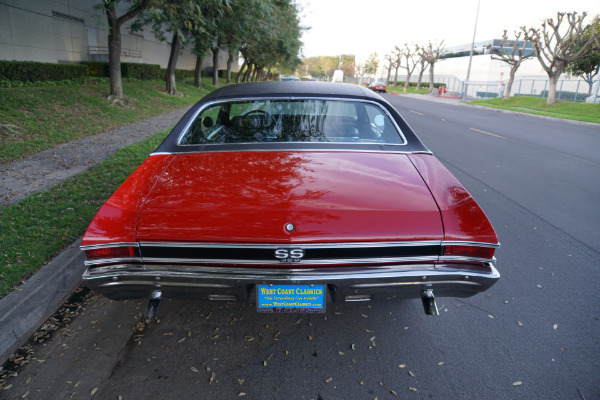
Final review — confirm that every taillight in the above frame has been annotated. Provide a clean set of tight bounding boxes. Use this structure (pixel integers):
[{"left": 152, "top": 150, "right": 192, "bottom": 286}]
[
  {"left": 85, "top": 246, "right": 137, "bottom": 261},
  {"left": 443, "top": 245, "right": 495, "bottom": 260}
]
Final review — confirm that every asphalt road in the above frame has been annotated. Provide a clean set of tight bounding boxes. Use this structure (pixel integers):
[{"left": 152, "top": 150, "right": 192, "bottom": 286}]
[{"left": 3, "top": 96, "right": 599, "bottom": 400}]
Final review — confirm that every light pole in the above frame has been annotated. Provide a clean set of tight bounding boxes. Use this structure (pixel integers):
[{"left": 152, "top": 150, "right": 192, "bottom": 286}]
[{"left": 463, "top": 0, "right": 480, "bottom": 100}]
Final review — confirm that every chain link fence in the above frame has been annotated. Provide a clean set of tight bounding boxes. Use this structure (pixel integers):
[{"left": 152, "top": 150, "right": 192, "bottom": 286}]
[{"left": 380, "top": 74, "right": 600, "bottom": 103}]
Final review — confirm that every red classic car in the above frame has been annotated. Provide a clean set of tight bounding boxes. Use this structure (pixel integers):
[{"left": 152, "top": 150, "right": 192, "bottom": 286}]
[
  {"left": 81, "top": 81, "right": 499, "bottom": 317},
  {"left": 368, "top": 81, "right": 387, "bottom": 93}
]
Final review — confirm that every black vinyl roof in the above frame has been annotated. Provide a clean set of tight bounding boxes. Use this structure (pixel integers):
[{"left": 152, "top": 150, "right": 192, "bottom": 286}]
[
  {"left": 153, "top": 81, "right": 431, "bottom": 155},
  {"left": 202, "top": 81, "right": 381, "bottom": 101}
]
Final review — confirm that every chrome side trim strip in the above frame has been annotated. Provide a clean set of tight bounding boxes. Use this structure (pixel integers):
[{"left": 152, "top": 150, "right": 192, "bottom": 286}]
[
  {"left": 139, "top": 256, "right": 439, "bottom": 266},
  {"left": 84, "top": 257, "right": 142, "bottom": 267},
  {"left": 441, "top": 241, "right": 500, "bottom": 248},
  {"left": 139, "top": 240, "right": 442, "bottom": 249},
  {"left": 80, "top": 242, "right": 139, "bottom": 251}
]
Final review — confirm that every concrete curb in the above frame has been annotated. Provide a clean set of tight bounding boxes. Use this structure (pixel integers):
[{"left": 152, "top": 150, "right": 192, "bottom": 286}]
[{"left": 0, "top": 238, "right": 85, "bottom": 364}]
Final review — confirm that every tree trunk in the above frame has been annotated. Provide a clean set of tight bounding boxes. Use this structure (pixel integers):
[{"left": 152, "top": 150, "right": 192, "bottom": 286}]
[
  {"left": 416, "top": 67, "right": 424, "bottom": 89},
  {"left": 212, "top": 46, "right": 220, "bottom": 86},
  {"left": 385, "top": 66, "right": 391, "bottom": 85},
  {"left": 103, "top": 0, "right": 149, "bottom": 99},
  {"left": 105, "top": 5, "right": 123, "bottom": 98},
  {"left": 236, "top": 60, "right": 247, "bottom": 84},
  {"left": 428, "top": 63, "right": 435, "bottom": 93},
  {"left": 226, "top": 51, "right": 234, "bottom": 84},
  {"left": 546, "top": 73, "right": 560, "bottom": 105},
  {"left": 243, "top": 63, "right": 253, "bottom": 82},
  {"left": 394, "top": 66, "right": 400, "bottom": 85},
  {"left": 166, "top": 32, "right": 181, "bottom": 95},
  {"left": 504, "top": 67, "right": 517, "bottom": 100},
  {"left": 194, "top": 55, "right": 203, "bottom": 89}
]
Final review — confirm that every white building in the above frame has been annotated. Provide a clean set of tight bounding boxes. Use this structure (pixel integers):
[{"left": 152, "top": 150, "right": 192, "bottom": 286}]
[{"left": 0, "top": 0, "right": 233, "bottom": 71}]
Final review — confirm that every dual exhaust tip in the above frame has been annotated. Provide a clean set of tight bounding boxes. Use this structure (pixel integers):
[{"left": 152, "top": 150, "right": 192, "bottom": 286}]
[{"left": 145, "top": 289, "right": 440, "bottom": 318}]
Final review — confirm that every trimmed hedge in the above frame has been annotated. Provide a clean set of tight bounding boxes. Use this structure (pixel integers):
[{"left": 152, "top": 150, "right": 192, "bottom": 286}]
[
  {"left": 81, "top": 61, "right": 108, "bottom": 77},
  {"left": 0, "top": 61, "right": 87, "bottom": 82},
  {"left": 83, "top": 61, "right": 162, "bottom": 80},
  {"left": 391, "top": 81, "right": 442, "bottom": 89}
]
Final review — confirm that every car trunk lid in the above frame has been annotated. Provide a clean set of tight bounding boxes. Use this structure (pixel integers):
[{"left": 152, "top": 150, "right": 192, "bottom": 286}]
[{"left": 136, "top": 151, "right": 443, "bottom": 243}]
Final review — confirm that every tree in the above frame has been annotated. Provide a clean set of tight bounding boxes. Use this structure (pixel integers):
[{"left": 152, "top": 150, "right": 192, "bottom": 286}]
[
  {"left": 392, "top": 46, "right": 403, "bottom": 85},
  {"left": 524, "top": 12, "right": 599, "bottom": 104},
  {"left": 237, "top": 0, "right": 303, "bottom": 82},
  {"left": 143, "top": 0, "right": 206, "bottom": 94},
  {"left": 565, "top": 16, "right": 600, "bottom": 96},
  {"left": 364, "top": 52, "right": 379, "bottom": 79},
  {"left": 399, "top": 43, "right": 419, "bottom": 89},
  {"left": 418, "top": 40, "right": 445, "bottom": 92},
  {"left": 354, "top": 63, "right": 364, "bottom": 85},
  {"left": 415, "top": 55, "right": 426, "bottom": 90},
  {"left": 98, "top": 0, "right": 152, "bottom": 100},
  {"left": 383, "top": 53, "right": 394, "bottom": 84},
  {"left": 488, "top": 30, "right": 535, "bottom": 100}
]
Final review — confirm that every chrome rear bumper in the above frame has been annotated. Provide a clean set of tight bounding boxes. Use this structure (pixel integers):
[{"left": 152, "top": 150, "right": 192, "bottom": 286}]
[{"left": 83, "top": 262, "right": 499, "bottom": 303}]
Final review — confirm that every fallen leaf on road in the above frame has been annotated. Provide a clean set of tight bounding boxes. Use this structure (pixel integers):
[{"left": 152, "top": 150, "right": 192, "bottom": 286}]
[
  {"left": 326, "top": 377, "right": 332, "bottom": 383},
  {"left": 408, "top": 387, "right": 417, "bottom": 392},
  {"left": 553, "top": 324, "right": 558, "bottom": 330},
  {"left": 209, "top": 372, "right": 216, "bottom": 384},
  {"left": 91, "top": 387, "right": 98, "bottom": 396},
  {"left": 513, "top": 381, "right": 522, "bottom": 386}
]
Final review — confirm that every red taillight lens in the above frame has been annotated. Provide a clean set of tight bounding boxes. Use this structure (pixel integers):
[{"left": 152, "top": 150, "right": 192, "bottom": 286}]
[
  {"left": 444, "top": 245, "right": 495, "bottom": 260},
  {"left": 85, "top": 246, "right": 137, "bottom": 260}
]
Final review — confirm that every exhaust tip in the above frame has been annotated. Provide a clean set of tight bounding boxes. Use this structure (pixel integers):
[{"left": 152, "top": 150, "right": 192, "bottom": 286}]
[
  {"left": 421, "top": 289, "right": 439, "bottom": 316},
  {"left": 145, "top": 290, "right": 162, "bottom": 318}
]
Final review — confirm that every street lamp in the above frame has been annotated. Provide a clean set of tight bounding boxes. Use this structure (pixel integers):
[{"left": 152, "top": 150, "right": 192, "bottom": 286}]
[{"left": 463, "top": 0, "right": 481, "bottom": 100}]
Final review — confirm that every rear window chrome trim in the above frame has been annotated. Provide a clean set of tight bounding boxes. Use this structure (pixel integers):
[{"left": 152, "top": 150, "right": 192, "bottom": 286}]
[{"left": 174, "top": 97, "right": 408, "bottom": 148}]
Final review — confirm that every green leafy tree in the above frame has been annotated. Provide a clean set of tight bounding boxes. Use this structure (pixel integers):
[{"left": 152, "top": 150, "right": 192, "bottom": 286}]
[
  {"left": 142, "top": 0, "right": 206, "bottom": 94},
  {"left": 364, "top": 52, "right": 379, "bottom": 78},
  {"left": 565, "top": 16, "right": 600, "bottom": 96},
  {"left": 97, "top": 0, "right": 152, "bottom": 100}
]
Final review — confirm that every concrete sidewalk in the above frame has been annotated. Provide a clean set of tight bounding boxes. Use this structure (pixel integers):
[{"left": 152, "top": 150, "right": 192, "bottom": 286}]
[
  {"left": 0, "top": 106, "right": 192, "bottom": 206},
  {"left": 0, "top": 106, "right": 191, "bottom": 364}
]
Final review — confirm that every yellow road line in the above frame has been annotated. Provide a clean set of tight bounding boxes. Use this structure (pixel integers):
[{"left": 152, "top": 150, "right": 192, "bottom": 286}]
[
  {"left": 469, "top": 127, "right": 505, "bottom": 139},
  {"left": 409, "top": 110, "right": 424, "bottom": 115}
]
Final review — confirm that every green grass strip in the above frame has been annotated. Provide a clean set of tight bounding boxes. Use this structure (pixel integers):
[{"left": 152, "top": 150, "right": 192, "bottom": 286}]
[
  {"left": 0, "top": 78, "right": 219, "bottom": 163},
  {"left": 470, "top": 96, "right": 600, "bottom": 124},
  {"left": 0, "top": 129, "right": 169, "bottom": 297}
]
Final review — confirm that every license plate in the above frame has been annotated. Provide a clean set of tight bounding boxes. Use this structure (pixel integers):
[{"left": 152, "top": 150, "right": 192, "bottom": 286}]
[{"left": 257, "top": 284, "right": 325, "bottom": 313}]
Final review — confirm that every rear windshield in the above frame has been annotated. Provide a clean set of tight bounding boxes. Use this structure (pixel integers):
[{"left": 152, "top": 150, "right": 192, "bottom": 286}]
[{"left": 178, "top": 99, "right": 405, "bottom": 145}]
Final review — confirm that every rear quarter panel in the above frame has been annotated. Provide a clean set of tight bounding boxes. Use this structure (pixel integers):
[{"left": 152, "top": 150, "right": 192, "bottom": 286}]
[{"left": 408, "top": 154, "right": 498, "bottom": 244}]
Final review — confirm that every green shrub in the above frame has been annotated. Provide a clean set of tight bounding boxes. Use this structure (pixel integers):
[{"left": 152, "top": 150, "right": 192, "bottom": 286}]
[
  {"left": 160, "top": 68, "right": 195, "bottom": 80},
  {"left": 121, "top": 62, "right": 161, "bottom": 80},
  {"left": 0, "top": 61, "right": 87, "bottom": 82},
  {"left": 540, "top": 90, "right": 586, "bottom": 102},
  {"left": 81, "top": 61, "right": 109, "bottom": 77}
]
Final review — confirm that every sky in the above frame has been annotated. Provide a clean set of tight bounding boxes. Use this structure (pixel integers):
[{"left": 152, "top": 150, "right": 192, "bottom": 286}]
[{"left": 297, "top": 0, "right": 600, "bottom": 63}]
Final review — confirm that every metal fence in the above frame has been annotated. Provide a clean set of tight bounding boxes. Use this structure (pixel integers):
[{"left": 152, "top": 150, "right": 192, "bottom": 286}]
[{"left": 380, "top": 74, "right": 600, "bottom": 103}]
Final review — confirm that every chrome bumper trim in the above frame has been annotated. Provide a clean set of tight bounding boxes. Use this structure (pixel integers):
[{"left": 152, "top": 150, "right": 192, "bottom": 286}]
[{"left": 83, "top": 263, "right": 499, "bottom": 302}]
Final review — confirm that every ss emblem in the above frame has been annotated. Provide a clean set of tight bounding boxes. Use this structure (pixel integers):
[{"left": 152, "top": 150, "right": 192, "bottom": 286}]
[{"left": 275, "top": 248, "right": 305, "bottom": 261}]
